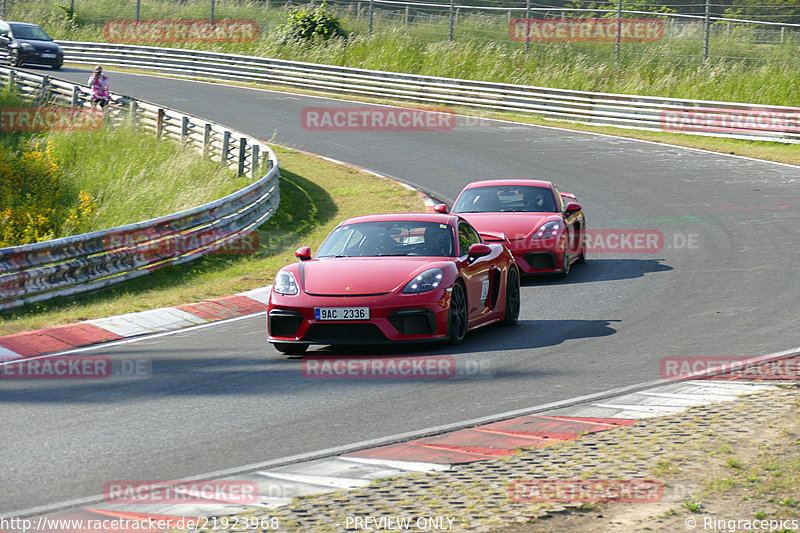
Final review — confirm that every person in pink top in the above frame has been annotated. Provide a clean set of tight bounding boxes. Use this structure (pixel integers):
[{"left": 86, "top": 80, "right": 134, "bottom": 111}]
[{"left": 88, "top": 65, "right": 110, "bottom": 108}]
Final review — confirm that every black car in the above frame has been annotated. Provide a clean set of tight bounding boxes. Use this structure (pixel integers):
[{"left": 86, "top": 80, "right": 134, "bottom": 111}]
[{"left": 0, "top": 20, "right": 63, "bottom": 69}]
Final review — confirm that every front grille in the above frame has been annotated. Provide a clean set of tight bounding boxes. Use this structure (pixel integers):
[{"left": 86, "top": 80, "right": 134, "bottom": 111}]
[
  {"left": 388, "top": 309, "right": 436, "bottom": 335},
  {"left": 304, "top": 323, "right": 386, "bottom": 342},
  {"left": 268, "top": 309, "right": 304, "bottom": 337},
  {"left": 524, "top": 252, "right": 557, "bottom": 270}
]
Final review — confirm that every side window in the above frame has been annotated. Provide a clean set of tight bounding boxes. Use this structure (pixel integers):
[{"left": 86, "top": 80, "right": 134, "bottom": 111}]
[{"left": 457, "top": 222, "right": 482, "bottom": 256}]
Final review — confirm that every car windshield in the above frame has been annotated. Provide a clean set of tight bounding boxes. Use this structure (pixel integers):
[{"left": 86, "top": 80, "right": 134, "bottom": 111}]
[
  {"left": 10, "top": 24, "right": 52, "bottom": 41},
  {"left": 316, "top": 221, "right": 455, "bottom": 258},
  {"left": 452, "top": 185, "right": 559, "bottom": 213}
]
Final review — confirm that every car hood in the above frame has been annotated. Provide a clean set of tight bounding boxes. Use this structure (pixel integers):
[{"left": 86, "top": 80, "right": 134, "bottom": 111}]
[
  {"left": 300, "top": 257, "right": 443, "bottom": 296},
  {"left": 458, "top": 212, "right": 561, "bottom": 241}
]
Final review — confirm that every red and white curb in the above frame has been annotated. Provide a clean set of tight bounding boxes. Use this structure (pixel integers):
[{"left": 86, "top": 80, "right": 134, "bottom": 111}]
[
  {"left": 0, "top": 287, "right": 272, "bottom": 363},
  {"left": 4, "top": 351, "right": 797, "bottom": 532}
]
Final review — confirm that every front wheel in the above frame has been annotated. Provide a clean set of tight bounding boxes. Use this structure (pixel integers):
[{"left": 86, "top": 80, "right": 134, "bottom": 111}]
[
  {"left": 447, "top": 282, "right": 467, "bottom": 345},
  {"left": 559, "top": 251, "right": 571, "bottom": 278},
  {"left": 503, "top": 267, "right": 520, "bottom": 326},
  {"left": 52, "top": 60, "right": 62, "bottom": 70},
  {"left": 273, "top": 342, "right": 308, "bottom": 356}
]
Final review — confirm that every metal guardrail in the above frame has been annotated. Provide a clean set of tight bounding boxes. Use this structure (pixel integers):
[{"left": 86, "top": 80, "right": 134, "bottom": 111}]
[
  {"left": 0, "top": 67, "right": 280, "bottom": 311},
  {"left": 57, "top": 40, "right": 800, "bottom": 143}
]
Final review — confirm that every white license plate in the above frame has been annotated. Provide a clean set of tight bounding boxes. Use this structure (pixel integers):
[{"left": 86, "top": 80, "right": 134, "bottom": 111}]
[
  {"left": 314, "top": 307, "right": 369, "bottom": 321},
  {"left": 41, "top": 53, "right": 56, "bottom": 58}
]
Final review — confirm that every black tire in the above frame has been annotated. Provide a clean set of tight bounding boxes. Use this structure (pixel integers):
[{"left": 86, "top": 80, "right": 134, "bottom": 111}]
[
  {"left": 8, "top": 49, "right": 21, "bottom": 68},
  {"left": 559, "top": 251, "right": 571, "bottom": 278},
  {"left": 576, "top": 250, "right": 586, "bottom": 264},
  {"left": 503, "top": 266, "right": 520, "bottom": 326},
  {"left": 52, "top": 61, "right": 62, "bottom": 70},
  {"left": 447, "top": 282, "right": 467, "bottom": 345},
  {"left": 273, "top": 342, "right": 308, "bottom": 356}
]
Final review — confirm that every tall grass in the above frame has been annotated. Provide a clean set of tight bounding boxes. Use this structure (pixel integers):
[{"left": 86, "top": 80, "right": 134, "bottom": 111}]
[
  {"left": 47, "top": 125, "right": 252, "bottom": 231},
  {"left": 0, "top": 84, "right": 248, "bottom": 245},
  {"left": 7, "top": 0, "right": 800, "bottom": 105}
]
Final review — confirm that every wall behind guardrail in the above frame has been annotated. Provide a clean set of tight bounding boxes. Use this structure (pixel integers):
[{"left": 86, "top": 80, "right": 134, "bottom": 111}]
[
  {"left": 57, "top": 40, "right": 800, "bottom": 144},
  {"left": 0, "top": 67, "right": 280, "bottom": 311}
]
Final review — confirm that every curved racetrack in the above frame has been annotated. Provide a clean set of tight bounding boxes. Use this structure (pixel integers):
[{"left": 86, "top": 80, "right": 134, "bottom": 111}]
[{"left": 2, "top": 67, "right": 799, "bottom": 514}]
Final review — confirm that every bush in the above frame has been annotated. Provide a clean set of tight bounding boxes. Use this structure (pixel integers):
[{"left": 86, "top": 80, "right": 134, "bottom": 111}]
[{"left": 274, "top": 3, "right": 347, "bottom": 43}]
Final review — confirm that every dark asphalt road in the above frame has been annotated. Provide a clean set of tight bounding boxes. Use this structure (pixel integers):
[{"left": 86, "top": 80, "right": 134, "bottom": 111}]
[{"left": 2, "top": 66, "right": 799, "bottom": 515}]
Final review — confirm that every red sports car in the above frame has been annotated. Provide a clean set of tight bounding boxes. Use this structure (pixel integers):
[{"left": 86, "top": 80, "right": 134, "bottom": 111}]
[
  {"left": 267, "top": 213, "right": 520, "bottom": 355},
  {"left": 436, "top": 180, "right": 585, "bottom": 276}
]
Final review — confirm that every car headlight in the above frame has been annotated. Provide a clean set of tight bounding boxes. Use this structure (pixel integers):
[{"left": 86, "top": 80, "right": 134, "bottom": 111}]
[
  {"left": 273, "top": 270, "right": 299, "bottom": 295},
  {"left": 532, "top": 221, "right": 560, "bottom": 239},
  {"left": 403, "top": 268, "right": 444, "bottom": 294},
  {"left": 20, "top": 43, "right": 34, "bottom": 51}
]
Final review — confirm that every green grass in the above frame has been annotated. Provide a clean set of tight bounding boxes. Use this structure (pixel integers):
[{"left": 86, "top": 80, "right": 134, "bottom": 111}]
[
  {"left": 0, "top": 147, "right": 424, "bottom": 335},
  {"left": 40, "top": 125, "right": 249, "bottom": 231},
  {"left": 46, "top": 125, "right": 251, "bottom": 231},
  {"left": 7, "top": 0, "right": 800, "bottom": 106}
]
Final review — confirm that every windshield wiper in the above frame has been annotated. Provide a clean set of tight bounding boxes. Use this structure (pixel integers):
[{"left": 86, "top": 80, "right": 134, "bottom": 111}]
[{"left": 378, "top": 253, "right": 410, "bottom": 256}]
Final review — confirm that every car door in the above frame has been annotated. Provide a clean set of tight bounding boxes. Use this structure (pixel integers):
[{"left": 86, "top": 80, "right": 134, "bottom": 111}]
[{"left": 456, "top": 221, "right": 495, "bottom": 322}]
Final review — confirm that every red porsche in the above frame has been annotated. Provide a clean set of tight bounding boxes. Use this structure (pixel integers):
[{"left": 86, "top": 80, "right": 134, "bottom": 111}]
[
  {"left": 436, "top": 180, "right": 586, "bottom": 277},
  {"left": 267, "top": 213, "right": 520, "bottom": 355}
]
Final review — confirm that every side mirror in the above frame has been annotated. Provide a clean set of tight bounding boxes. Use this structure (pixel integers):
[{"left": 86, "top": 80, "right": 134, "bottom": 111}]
[
  {"left": 467, "top": 243, "right": 492, "bottom": 259},
  {"left": 433, "top": 203, "right": 448, "bottom": 214},
  {"left": 564, "top": 202, "right": 582, "bottom": 215},
  {"left": 295, "top": 246, "right": 312, "bottom": 261}
]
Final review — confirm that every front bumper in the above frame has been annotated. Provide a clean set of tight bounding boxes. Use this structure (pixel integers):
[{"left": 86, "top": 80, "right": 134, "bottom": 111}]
[{"left": 268, "top": 290, "right": 450, "bottom": 345}]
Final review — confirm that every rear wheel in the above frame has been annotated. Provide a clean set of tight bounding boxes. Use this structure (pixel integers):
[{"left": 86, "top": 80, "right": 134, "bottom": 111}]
[
  {"left": 447, "top": 282, "right": 467, "bottom": 345},
  {"left": 503, "top": 267, "right": 520, "bottom": 326},
  {"left": 273, "top": 342, "right": 308, "bottom": 356}
]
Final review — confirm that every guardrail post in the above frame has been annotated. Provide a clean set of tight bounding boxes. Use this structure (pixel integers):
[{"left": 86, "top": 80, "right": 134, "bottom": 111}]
[
  {"left": 203, "top": 124, "right": 212, "bottom": 158},
  {"left": 221, "top": 131, "right": 231, "bottom": 165},
  {"left": 71, "top": 85, "right": 79, "bottom": 107},
  {"left": 404, "top": 5, "right": 409, "bottom": 25},
  {"left": 128, "top": 99, "right": 138, "bottom": 126},
  {"left": 181, "top": 116, "right": 190, "bottom": 142},
  {"left": 7, "top": 70, "right": 14, "bottom": 88},
  {"left": 356, "top": 0, "right": 361, "bottom": 21},
  {"left": 251, "top": 144, "right": 260, "bottom": 178},
  {"left": 39, "top": 76, "right": 50, "bottom": 104},
  {"left": 156, "top": 108, "right": 165, "bottom": 138},
  {"left": 238, "top": 137, "right": 247, "bottom": 176}
]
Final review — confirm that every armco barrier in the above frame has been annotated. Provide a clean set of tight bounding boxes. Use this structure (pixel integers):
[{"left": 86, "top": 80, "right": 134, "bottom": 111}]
[
  {"left": 55, "top": 40, "right": 800, "bottom": 144},
  {"left": 0, "top": 67, "right": 280, "bottom": 311}
]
